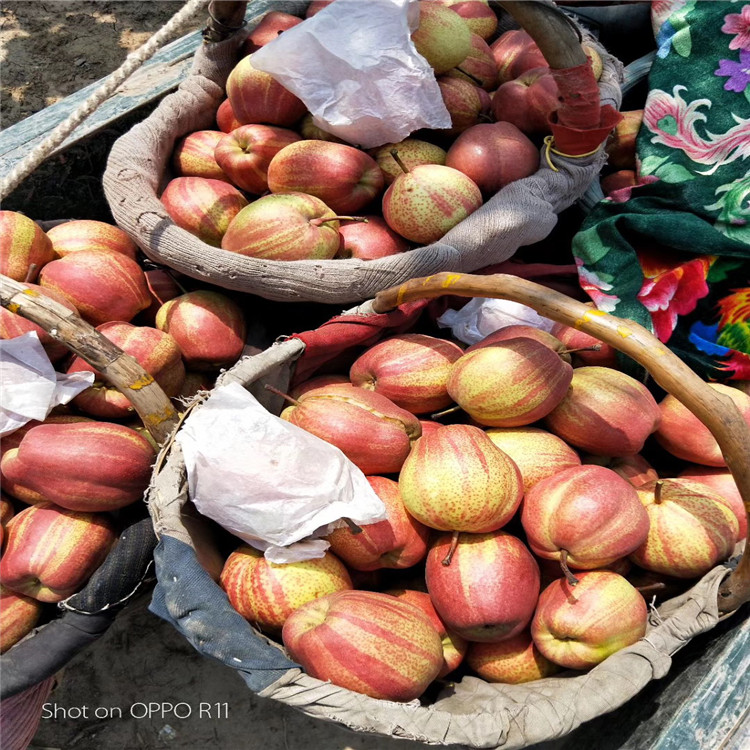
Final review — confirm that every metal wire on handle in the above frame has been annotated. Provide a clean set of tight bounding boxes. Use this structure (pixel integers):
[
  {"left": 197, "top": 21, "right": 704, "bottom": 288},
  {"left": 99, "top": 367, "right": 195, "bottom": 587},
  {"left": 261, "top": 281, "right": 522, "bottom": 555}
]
[{"left": 371, "top": 272, "right": 750, "bottom": 615}]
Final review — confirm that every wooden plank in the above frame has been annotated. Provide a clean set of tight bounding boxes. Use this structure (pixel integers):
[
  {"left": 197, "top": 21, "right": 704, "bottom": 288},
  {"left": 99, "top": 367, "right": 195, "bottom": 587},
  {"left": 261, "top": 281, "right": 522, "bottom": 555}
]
[{"left": 0, "top": 0, "right": 305, "bottom": 175}]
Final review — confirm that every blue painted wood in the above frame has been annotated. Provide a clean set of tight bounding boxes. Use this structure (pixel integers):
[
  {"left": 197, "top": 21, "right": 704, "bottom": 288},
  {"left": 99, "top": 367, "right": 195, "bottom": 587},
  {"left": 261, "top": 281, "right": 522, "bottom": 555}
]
[{"left": 0, "top": 0, "right": 305, "bottom": 175}]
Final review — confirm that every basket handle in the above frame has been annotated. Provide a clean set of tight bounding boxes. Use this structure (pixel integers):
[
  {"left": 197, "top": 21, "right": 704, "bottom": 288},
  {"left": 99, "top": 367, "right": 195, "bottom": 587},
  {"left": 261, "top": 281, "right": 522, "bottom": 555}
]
[
  {"left": 0, "top": 274, "right": 179, "bottom": 445},
  {"left": 371, "top": 272, "right": 750, "bottom": 614},
  {"left": 204, "top": 1, "right": 249, "bottom": 43}
]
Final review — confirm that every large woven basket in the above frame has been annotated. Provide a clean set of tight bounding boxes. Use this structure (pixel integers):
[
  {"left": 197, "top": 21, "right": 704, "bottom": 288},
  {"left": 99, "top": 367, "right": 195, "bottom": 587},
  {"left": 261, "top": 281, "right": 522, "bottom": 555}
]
[
  {"left": 137, "top": 271, "right": 750, "bottom": 749},
  {"left": 102, "top": 0, "right": 624, "bottom": 304}
]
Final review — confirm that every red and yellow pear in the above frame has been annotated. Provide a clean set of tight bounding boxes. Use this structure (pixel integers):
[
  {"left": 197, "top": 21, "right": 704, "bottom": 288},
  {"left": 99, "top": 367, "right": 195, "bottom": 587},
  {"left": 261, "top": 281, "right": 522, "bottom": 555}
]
[
  {"left": 382, "top": 161, "right": 482, "bottom": 245},
  {"left": 385, "top": 587, "right": 468, "bottom": 677},
  {"left": 531, "top": 571, "right": 647, "bottom": 670},
  {"left": 490, "top": 29, "right": 547, "bottom": 85},
  {"left": 350, "top": 333, "right": 463, "bottom": 414},
  {"left": 280, "top": 385, "right": 421, "bottom": 476},
  {"left": 161, "top": 177, "right": 249, "bottom": 247},
  {"left": 411, "top": 1, "right": 473, "bottom": 75},
  {"left": 655, "top": 384, "right": 750, "bottom": 466},
  {"left": 485, "top": 426, "right": 581, "bottom": 494},
  {"left": 521, "top": 465, "right": 651, "bottom": 577},
  {"left": 467, "top": 630, "right": 560, "bottom": 684},
  {"left": 371, "top": 139, "right": 447, "bottom": 186},
  {"left": 583, "top": 453, "right": 659, "bottom": 487},
  {"left": 325, "top": 476, "right": 430, "bottom": 571},
  {"left": 46, "top": 220, "right": 138, "bottom": 261},
  {"left": 221, "top": 193, "right": 346, "bottom": 261},
  {"left": 629, "top": 479, "right": 739, "bottom": 579},
  {"left": 399, "top": 424, "right": 522, "bottom": 533},
  {"left": 219, "top": 545, "right": 352, "bottom": 632},
  {"left": 544, "top": 366, "right": 661, "bottom": 457},
  {"left": 447, "top": 337, "right": 573, "bottom": 427},
  {"left": 242, "top": 10, "right": 303, "bottom": 54},
  {"left": 0, "top": 421, "right": 155, "bottom": 512},
  {"left": 155, "top": 290, "right": 246, "bottom": 371},
  {"left": 444, "top": 33, "right": 499, "bottom": 90},
  {"left": 336, "top": 216, "right": 410, "bottom": 260},
  {"left": 426, "top": 529, "right": 540, "bottom": 642},
  {"left": 0, "top": 211, "right": 56, "bottom": 282},
  {"left": 678, "top": 466, "right": 747, "bottom": 542},
  {"left": 214, "top": 124, "right": 301, "bottom": 194},
  {"left": 282, "top": 590, "right": 444, "bottom": 701},
  {"left": 434, "top": 0, "right": 498, "bottom": 41},
  {"left": 172, "top": 130, "right": 229, "bottom": 181},
  {"left": 267, "top": 140, "right": 384, "bottom": 215},
  {"left": 0, "top": 585, "right": 44, "bottom": 653},
  {"left": 226, "top": 56, "right": 306, "bottom": 127},
  {"left": 446, "top": 121, "right": 540, "bottom": 196},
  {"left": 38, "top": 249, "right": 151, "bottom": 326},
  {"left": 0, "top": 502, "right": 117, "bottom": 603}
]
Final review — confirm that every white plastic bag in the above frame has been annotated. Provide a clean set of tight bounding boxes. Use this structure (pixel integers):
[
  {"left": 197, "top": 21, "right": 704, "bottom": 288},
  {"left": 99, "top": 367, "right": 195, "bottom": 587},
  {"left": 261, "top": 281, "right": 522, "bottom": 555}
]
[
  {"left": 437, "top": 298, "right": 557, "bottom": 346},
  {"left": 176, "top": 382, "right": 387, "bottom": 563},
  {"left": 250, "top": 0, "right": 451, "bottom": 148},
  {"left": 0, "top": 332, "right": 94, "bottom": 436}
]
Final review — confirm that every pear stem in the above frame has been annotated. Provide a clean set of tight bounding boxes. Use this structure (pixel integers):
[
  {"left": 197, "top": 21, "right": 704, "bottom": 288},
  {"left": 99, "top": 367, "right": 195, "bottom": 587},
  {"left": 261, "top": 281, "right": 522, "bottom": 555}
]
[
  {"left": 654, "top": 480, "right": 664, "bottom": 504},
  {"left": 343, "top": 517, "right": 363, "bottom": 535},
  {"left": 559, "top": 550, "right": 580, "bottom": 586},
  {"left": 442, "top": 531, "right": 461, "bottom": 566},
  {"left": 431, "top": 405, "right": 462, "bottom": 420},
  {"left": 559, "top": 344, "right": 602, "bottom": 355},
  {"left": 309, "top": 215, "right": 368, "bottom": 227},
  {"left": 636, "top": 581, "right": 667, "bottom": 595},
  {"left": 455, "top": 66, "right": 483, "bottom": 87},
  {"left": 23, "top": 264, "right": 38, "bottom": 283},
  {"left": 390, "top": 149, "right": 410, "bottom": 174},
  {"left": 263, "top": 383, "right": 301, "bottom": 407}
]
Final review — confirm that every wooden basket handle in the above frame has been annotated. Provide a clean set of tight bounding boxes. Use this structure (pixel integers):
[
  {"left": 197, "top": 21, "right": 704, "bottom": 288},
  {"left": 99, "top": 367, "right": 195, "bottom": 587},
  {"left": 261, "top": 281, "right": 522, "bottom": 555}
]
[
  {"left": 0, "top": 275, "right": 179, "bottom": 445},
  {"left": 204, "top": 1, "right": 249, "bottom": 43},
  {"left": 372, "top": 272, "right": 750, "bottom": 614},
  {"left": 497, "top": 1, "right": 586, "bottom": 70}
]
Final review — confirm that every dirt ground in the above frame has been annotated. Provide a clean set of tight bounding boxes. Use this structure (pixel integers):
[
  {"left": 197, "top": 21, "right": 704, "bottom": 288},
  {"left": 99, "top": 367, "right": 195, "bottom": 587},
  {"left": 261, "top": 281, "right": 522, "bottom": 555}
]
[{"left": 0, "top": 1, "right": 202, "bottom": 127}]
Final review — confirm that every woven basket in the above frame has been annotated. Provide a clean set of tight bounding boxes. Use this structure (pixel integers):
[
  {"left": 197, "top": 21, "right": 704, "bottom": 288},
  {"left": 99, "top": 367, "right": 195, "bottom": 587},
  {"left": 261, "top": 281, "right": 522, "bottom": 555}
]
[
  {"left": 102, "top": 0, "right": 624, "bottom": 304},
  {"left": 141, "top": 271, "right": 750, "bottom": 749}
]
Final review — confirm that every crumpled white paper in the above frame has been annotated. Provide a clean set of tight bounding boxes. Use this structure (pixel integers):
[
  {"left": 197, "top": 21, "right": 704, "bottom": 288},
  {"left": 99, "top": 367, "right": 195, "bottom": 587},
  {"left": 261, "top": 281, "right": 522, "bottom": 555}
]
[
  {"left": 175, "top": 382, "right": 388, "bottom": 563},
  {"left": 0, "top": 332, "right": 94, "bottom": 436},
  {"left": 437, "top": 298, "right": 557, "bottom": 346},
  {"left": 250, "top": 0, "right": 451, "bottom": 148}
]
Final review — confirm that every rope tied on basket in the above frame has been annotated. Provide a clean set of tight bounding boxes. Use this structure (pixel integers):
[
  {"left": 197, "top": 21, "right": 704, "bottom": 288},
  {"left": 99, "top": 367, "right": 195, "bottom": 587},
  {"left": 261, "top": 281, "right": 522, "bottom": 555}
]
[{"left": 542, "top": 136, "right": 603, "bottom": 171}]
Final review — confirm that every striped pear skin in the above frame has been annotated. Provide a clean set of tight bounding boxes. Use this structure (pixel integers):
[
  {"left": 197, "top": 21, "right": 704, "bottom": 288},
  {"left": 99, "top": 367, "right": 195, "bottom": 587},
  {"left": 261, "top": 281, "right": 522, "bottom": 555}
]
[
  {"left": 0, "top": 211, "right": 55, "bottom": 282},
  {"left": 447, "top": 339, "right": 573, "bottom": 427},
  {"left": 0, "top": 503, "right": 116, "bottom": 602},
  {"left": 282, "top": 590, "right": 443, "bottom": 702},
  {"left": 399, "top": 424, "right": 522, "bottom": 532},
  {"left": 0, "top": 585, "right": 43, "bottom": 653},
  {"left": 425, "top": 530, "right": 540, "bottom": 643},
  {"left": 220, "top": 546, "right": 352, "bottom": 631},
  {"left": 221, "top": 193, "right": 342, "bottom": 261},
  {"left": 172, "top": 130, "right": 228, "bottom": 181},
  {"left": 0, "top": 421, "right": 155, "bottom": 512},
  {"left": 46, "top": 220, "right": 138, "bottom": 260},
  {"left": 161, "top": 177, "right": 248, "bottom": 247},
  {"left": 630, "top": 479, "right": 739, "bottom": 578},
  {"left": 39, "top": 250, "right": 151, "bottom": 326}
]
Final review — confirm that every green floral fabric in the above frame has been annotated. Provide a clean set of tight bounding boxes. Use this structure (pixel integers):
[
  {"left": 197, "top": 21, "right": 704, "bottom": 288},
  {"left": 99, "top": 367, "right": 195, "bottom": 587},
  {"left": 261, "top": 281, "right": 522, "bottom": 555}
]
[{"left": 572, "top": 0, "right": 750, "bottom": 380}]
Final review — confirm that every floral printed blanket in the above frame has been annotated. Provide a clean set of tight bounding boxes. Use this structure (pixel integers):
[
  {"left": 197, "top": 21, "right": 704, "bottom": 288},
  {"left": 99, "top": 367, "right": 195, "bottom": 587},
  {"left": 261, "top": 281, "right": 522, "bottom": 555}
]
[{"left": 572, "top": 0, "right": 750, "bottom": 380}]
